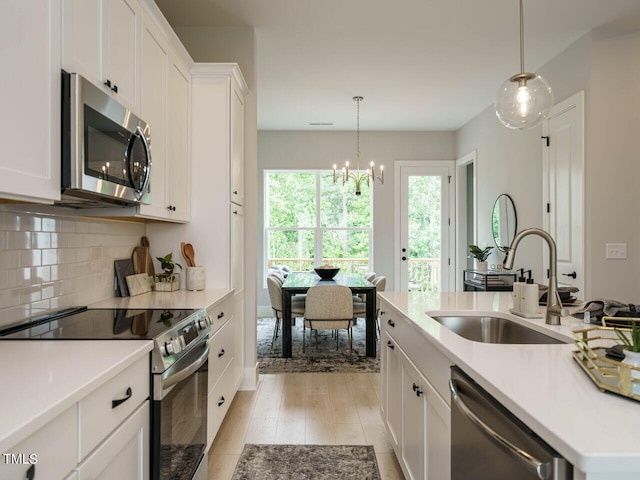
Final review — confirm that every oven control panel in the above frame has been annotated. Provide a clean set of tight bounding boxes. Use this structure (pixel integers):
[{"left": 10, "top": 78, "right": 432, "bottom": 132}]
[{"left": 152, "top": 308, "right": 210, "bottom": 372}]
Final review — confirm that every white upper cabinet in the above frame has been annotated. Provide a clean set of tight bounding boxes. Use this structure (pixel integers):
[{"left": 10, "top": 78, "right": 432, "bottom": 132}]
[
  {"left": 0, "top": 0, "right": 61, "bottom": 203},
  {"left": 138, "top": 17, "right": 168, "bottom": 220},
  {"left": 165, "top": 55, "right": 191, "bottom": 222},
  {"left": 62, "top": 0, "right": 141, "bottom": 112},
  {"left": 137, "top": 16, "right": 190, "bottom": 223},
  {"left": 230, "top": 82, "right": 245, "bottom": 205}
]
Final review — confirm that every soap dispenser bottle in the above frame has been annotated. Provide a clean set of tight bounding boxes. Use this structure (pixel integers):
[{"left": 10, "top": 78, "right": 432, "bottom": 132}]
[
  {"left": 521, "top": 271, "right": 539, "bottom": 315},
  {"left": 512, "top": 268, "right": 526, "bottom": 312}
]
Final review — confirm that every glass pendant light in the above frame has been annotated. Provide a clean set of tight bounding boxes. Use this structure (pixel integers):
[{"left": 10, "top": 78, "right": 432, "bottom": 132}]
[{"left": 495, "top": 0, "right": 553, "bottom": 130}]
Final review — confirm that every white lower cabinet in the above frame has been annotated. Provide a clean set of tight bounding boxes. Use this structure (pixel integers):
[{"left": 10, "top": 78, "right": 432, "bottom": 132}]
[
  {"left": 384, "top": 332, "right": 402, "bottom": 453},
  {"left": 76, "top": 401, "right": 149, "bottom": 480},
  {"left": 0, "top": 406, "right": 77, "bottom": 480},
  {"left": 206, "top": 293, "right": 243, "bottom": 449},
  {"left": 1, "top": 353, "right": 150, "bottom": 480},
  {"left": 380, "top": 303, "right": 452, "bottom": 480},
  {"left": 402, "top": 359, "right": 427, "bottom": 480}
]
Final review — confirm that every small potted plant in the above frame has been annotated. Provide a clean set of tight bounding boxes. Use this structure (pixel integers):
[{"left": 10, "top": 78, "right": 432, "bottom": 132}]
[
  {"left": 615, "top": 320, "right": 640, "bottom": 395},
  {"left": 468, "top": 245, "right": 493, "bottom": 271},
  {"left": 155, "top": 253, "right": 182, "bottom": 292}
]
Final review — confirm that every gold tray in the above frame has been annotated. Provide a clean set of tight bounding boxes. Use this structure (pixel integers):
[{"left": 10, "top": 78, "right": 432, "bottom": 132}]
[{"left": 572, "top": 326, "right": 640, "bottom": 401}]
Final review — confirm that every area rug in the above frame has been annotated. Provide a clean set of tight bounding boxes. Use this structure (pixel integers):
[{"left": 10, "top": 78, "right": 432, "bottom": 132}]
[
  {"left": 231, "top": 444, "right": 381, "bottom": 480},
  {"left": 257, "top": 317, "right": 379, "bottom": 374}
]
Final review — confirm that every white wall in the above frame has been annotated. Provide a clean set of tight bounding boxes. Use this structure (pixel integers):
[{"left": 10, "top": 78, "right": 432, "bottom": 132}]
[
  {"left": 257, "top": 130, "right": 456, "bottom": 309},
  {"left": 457, "top": 28, "right": 640, "bottom": 301},
  {"left": 588, "top": 28, "right": 640, "bottom": 300}
]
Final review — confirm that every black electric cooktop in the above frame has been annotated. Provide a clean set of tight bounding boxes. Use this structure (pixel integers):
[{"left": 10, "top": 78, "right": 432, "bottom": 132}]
[{"left": 0, "top": 307, "right": 198, "bottom": 340}]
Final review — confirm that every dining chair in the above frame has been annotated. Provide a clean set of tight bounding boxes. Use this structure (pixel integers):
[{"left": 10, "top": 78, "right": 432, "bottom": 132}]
[
  {"left": 354, "top": 271, "right": 377, "bottom": 303},
  {"left": 266, "top": 275, "right": 305, "bottom": 349},
  {"left": 353, "top": 275, "right": 386, "bottom": 336},
  {"left": 303, "top": 285, "right": 354, "bottom": 357}
]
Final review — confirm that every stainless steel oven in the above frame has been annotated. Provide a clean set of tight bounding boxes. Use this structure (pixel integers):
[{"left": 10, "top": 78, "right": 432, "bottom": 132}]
[
  {"left": 449, "top": 367, "right": 572, "bottom": 480},
  {"left": 153, "top": 335, "right": 209, "bottom": 480},
  {"left": 61, "top": 71, "right": 152, "bottom": 207}
]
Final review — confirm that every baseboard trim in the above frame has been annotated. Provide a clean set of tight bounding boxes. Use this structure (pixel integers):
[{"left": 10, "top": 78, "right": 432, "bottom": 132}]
[{"left": 239, "top": 363, "right": 259, "bottom": 391}]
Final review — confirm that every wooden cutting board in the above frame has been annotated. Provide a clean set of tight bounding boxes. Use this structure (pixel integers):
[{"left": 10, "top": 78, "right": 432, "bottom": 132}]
[
  {"left": 141, "top": 236, "right": 155, "bottom": 277},
  {"left": 132, "top": 246, "right": 148, "bottom": 275},
  {"left": 132, "top": 237, "right": 155, "bottom": 277}
]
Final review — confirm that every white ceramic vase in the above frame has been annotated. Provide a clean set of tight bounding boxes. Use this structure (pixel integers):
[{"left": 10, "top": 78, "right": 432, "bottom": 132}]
[
  {"left": 475, "top": 261, "right": 488, "bottom": 272},
  {"left": 619, "top": 348, "right": 640, "bottom": 396}
]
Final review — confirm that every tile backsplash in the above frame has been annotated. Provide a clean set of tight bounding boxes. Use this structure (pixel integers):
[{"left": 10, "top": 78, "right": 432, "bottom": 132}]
[{"left": 0, "top": 210, "right": 145, "bottom": 329}]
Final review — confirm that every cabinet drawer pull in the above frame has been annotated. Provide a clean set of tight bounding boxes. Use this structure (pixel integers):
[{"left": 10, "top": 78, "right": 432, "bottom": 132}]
[
  {"left": 416, "top": 388, "right": 423, "bottom": 397},
  {"left": 218, "top": 396, "right": 225, "bottom": 407},
  {"left": 380, "top": 310, "right": 385, "bottom": 316},
  {"left": 412, "top": 382, "right": 418, "bottom": 392},
  {"left": 104, "top": 79, "right": 112, "bottom": 88},
  {"left": 387, "top": 341, "right": 394, "bottom": 349},
  {"left": 217, "top": 312, "right": 224, "bottom": 319},
  {"left": 112, "top": 387, "right": 133, "bottom": 409},
  {"left": 387, "top": 319, "right": 395, "bottom": 327},
  {"left": 233, "top": 190, "right": 238, "bottom": 195},
  {"left": 111, "top": 84, "right": 118, "bottom": 93},
  {"left": 218, "top": 349, "right": 225, "bottom": 358},
  {"left": 26, "top": 465, "right": 35, "bottom": 480}
]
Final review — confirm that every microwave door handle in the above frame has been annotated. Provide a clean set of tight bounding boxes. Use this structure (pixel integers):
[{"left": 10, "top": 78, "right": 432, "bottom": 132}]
[
  {"left": 136, "top": 126, "right": 152, "bottom": 197},
  {"left": 125, "top": 127, "right": 152, "bottom": 199},
  {"left": 449, "top": 379, "right": 552, "bottom": 480}
]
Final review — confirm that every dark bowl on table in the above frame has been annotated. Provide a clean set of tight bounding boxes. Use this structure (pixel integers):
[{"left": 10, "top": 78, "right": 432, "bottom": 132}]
[{"left": 314, "top": 267, "right": 340, "bottom": 280}]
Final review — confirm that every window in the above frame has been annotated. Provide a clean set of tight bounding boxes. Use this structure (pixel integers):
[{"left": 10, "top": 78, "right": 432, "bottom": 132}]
[{"left": 265, "top": 170, "right": 372, "bottom": 274}]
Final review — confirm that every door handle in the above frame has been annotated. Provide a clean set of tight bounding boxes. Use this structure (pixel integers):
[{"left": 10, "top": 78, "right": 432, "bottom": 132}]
[
  {"left": 387, "top": 341, "right": 394, "bottom": 349},
  {"left": 449, "top": 379, "right": 551, "bottom": 480},
  {"left": 562, "top": 271, "right": 577, "bottom": 279}
]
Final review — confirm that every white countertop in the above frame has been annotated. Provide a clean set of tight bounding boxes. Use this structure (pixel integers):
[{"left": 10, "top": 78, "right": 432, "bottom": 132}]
[
  {"left": 0, "top": 340, "right": 152, "bottom": 454},
  {"left": 379, "top": 291, "right": 640, "bottom": 475},
  {"left": 90, "top": 288, "right": 234, "bottom": 310}
]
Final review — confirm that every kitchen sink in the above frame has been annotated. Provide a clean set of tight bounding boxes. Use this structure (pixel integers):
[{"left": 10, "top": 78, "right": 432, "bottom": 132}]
[{"left": 430, "top": 315, "right": 564, "bottom": 344}]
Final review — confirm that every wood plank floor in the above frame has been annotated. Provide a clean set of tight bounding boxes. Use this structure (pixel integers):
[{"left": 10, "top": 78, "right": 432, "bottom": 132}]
[{"left": 208, "top": 372, "right": 405, "bottom": 480}]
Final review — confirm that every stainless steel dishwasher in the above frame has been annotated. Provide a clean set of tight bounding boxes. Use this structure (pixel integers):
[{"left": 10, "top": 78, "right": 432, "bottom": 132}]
[{"left": 449, "top": 367, "right": 572, "bottom": 480}]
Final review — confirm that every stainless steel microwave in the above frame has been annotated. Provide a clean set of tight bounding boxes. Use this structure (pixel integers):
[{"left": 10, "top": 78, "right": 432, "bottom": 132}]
[{"left": 60, "top": 71, "right": 152, "bottom": 207}]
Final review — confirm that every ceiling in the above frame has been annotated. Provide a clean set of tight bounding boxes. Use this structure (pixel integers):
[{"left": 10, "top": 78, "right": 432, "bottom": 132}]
[{"left": 156, "top": 0, "right": 640, "bottom": 131}]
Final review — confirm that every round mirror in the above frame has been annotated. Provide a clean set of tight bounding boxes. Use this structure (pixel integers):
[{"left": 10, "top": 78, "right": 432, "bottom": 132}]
[{"left": 492, "top": 194, "right": 517, "bottom": 252}]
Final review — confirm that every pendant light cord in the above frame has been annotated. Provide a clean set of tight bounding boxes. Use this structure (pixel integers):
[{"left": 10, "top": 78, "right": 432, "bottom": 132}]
[{"left": 519, "top": 0, "right": 525, "bottom": 74}]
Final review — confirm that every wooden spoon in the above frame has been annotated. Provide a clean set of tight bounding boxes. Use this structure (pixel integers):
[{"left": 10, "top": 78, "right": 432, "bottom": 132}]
[{"left": 184, "top": 243, "right": 196, "bottom": 267}]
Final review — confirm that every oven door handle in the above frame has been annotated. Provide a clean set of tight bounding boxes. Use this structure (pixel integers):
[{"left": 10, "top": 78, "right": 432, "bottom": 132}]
[
  {"left": 161, "top": 340, "right": 210, "bottom": 391},
  {"left": 449, "top": 379, "right": 552, "bottom": 480}
]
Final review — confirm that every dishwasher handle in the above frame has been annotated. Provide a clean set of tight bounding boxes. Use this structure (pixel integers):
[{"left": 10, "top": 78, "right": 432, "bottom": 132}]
[{"left": 449, "top": 379, "right": 551, "bottom": 480}]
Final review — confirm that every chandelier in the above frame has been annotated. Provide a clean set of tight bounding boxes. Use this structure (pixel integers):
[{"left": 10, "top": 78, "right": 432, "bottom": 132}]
[
  {"left": 333, "top": 96, "right": 383, "bottom": 195},
  {"left": 494, "top": 0, "right": 553, "bottom": 130}
]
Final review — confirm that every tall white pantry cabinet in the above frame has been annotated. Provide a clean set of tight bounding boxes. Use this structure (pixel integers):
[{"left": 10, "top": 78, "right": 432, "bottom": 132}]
[{"left": 190, "top": 64, "right": 248, "bottom": 448}]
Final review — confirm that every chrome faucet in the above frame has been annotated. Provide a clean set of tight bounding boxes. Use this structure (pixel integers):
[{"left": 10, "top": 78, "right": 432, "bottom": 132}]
[{"left": 504, "top": 228, "right": 568, "bottom": 325}]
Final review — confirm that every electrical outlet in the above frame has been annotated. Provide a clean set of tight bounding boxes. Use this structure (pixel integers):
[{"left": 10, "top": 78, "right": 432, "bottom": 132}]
[{"left": 606, "top": 243, "right": 627, "bottom": 259}]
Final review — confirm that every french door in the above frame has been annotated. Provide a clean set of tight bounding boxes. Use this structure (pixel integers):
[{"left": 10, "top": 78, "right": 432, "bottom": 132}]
[{"left": 396, "top": 162, "right": 454, "bottom": 292}]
